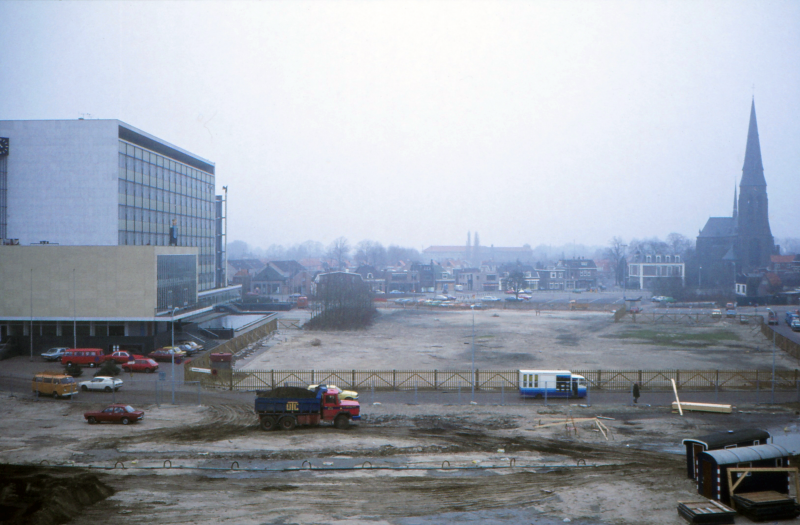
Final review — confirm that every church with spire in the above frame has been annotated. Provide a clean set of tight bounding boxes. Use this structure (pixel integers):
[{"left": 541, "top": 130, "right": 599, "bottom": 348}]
[{"left": 696, "top": 100, "right": 777, "bottom": 288}]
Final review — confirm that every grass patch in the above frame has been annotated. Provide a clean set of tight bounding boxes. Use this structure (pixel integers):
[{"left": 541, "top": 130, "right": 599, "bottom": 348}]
[{"left": 611, "top": 329, "right": 740, "bottom": 347}]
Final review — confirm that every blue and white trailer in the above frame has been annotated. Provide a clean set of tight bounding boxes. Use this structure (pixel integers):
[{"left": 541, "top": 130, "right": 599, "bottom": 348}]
[{"left": 519, "top": 370, "right": 588, "bottom": 398}]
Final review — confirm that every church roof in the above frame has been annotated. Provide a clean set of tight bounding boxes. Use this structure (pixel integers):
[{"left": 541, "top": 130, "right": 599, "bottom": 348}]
[
  {"left": 698, "top": 217, "right": 736, "bottom": 238},
  {"left": 740, "top": 99, "right": 766, "bottom": 187}
]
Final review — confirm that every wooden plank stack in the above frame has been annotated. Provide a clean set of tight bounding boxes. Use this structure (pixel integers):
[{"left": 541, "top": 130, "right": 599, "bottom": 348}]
[
  {"left": 732, "top": 491, "right": 800, "bottom": 522},
  {"left": 677, "top": 500, "right": 736, "bottom": 524}
]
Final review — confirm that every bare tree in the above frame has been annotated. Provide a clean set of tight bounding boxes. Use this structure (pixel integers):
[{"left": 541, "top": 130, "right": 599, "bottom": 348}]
[
  {"left": 355, "top": 240, "right": 386, "bottom": 267},
  {"left": 504, "top": 269, "right": 527, "bottom": 299},
  {"left": 666, "top": 233, "right": 692, "bottom": 255},
  {"left": 605, "top": 237, "right": 627, "bottom": 286},
  {"left": 326, "top": 237, "right": 351, "bottom": 269}
]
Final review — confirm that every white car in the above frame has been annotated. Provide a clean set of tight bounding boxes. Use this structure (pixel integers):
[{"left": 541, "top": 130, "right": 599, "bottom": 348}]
[
  {"left": 481, "top": 296, "right": 501, "bottom": 302},
  {"left": 41, "top": 347, "right": 69, "bottom": 361},
  {"left": 79, "top": 376, "right": 123, "bottom": 392}
]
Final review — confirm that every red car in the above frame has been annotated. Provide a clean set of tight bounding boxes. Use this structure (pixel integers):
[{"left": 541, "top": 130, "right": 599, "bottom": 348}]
[
  {"left": 121, "top": 358, "right": 159, "bottom": 373},
  {"left": 103, "top": 351, "right": 141, "bottom": 364},
  {"left": 84, "top": 404, "right": 144, "bottom": 425}
]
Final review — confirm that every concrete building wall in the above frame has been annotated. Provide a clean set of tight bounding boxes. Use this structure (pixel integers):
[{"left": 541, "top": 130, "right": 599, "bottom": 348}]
[
  {"left": 0, "top": 245, "right": 197, "bottom": 320},
  {"left": 0, "top": 120, "right": 119, "bottom": 245}
]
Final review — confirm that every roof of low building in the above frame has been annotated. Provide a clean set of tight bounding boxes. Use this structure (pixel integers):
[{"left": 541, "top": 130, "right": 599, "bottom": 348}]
[{"left": 682, "top": 428, "right": 770, "bottom": 449}]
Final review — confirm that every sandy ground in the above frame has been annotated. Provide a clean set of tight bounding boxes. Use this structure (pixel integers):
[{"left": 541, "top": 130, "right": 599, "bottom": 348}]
[
  {"left": 3, "top": 308, "right": 799, "bottom": 525},
  {"left": 241, "top": 308, "right": 795, "bottom": 371},
  {"left": 1, "top": 392, "right": 799, "bottom": 525}
]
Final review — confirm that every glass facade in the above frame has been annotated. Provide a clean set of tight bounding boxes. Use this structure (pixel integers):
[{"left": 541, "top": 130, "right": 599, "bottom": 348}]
[
  {"left": 157, "top": 254, "right": 198, "bottom": 311},
  {"left": 117, "top": 140, "right": 216, "bottom": 291},
  {"left": 0, "top": 155, "right": 7, "bottom": 241}
]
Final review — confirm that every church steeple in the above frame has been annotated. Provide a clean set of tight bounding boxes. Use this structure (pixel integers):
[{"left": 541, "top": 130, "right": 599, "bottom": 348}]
[
  {"left": 740, "top": 98, "right": 766, "bottom": 187},
  {"left": 732, "top": 185, "right": 738, "bottom": 220}
]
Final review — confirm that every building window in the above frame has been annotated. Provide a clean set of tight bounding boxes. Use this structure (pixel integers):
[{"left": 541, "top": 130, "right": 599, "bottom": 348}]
[
  {"left": 656, "top": 255, "right": 661, "bottom": 263},
  {"left": 646, "top": 255, "right": 652, "bottom": 263},
  {"left": 675, "top": 255, "right": 680, "bottom": 263},
  {"left": 665, "top": 255, "right": 671, "bottom": 263}
]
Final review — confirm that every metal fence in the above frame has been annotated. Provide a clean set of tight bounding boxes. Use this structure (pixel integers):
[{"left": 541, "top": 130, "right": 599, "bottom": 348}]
[{"left": 197, "top": 368, "right": 800, "bottom": 393}]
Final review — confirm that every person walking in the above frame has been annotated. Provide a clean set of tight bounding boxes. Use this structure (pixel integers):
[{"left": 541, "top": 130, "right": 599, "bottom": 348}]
[{"left": 632, "top": 382, "right": 640, "bottom": 404}]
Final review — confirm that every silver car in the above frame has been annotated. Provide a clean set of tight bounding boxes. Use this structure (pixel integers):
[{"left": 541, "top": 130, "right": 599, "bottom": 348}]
[{"left": 41, "top": 347, "right": 68, "bottom": 361}]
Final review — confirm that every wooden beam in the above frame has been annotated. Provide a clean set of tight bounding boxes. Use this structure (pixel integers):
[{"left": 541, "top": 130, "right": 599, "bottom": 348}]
[
  {"left": 671, "top": 378, "right": 683, "bottom": 416},
  {"left": 726, "top": 467, "right": 799, "bottom": 509}
]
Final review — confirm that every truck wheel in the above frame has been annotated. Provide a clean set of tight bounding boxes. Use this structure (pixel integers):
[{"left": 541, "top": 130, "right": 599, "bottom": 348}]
[
  {"left": 278, "top": 416, "right": 297, "bottom": 431},
  {"left": 260, "top": 416, "right": 276, "bottom": 431},
  {"left": 334, "top": 415, "right": 350, "bottom": 430}
]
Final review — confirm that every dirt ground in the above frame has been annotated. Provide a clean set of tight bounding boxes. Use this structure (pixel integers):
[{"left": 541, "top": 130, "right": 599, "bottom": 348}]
[
  {"left": 1, "top": 392, "right": 798, "bottom": 525},
  {"left": 241, "top": 308, "right": 795, "bottom": 371},
  {"left": 3, "top": 308, "right": 799, "bottom": 524}
]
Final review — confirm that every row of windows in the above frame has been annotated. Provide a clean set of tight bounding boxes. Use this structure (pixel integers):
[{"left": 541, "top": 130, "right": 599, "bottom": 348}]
[
  {"left": 118, "top": 180, "right": 214, "bottom": 217},
  {"left": 120, "top": 141, "right": 213, "bottom": 185},
  {"left": 644, "top": 255, "right": 681, "bottom": 263},
  {"left": 118, "top": 206, "right": 214, "bottom": 233}
]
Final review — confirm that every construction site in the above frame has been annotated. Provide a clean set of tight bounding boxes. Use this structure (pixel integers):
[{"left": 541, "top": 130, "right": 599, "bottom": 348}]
[{"left": 2, "top": 306, "right": 800, "bottom": 524}]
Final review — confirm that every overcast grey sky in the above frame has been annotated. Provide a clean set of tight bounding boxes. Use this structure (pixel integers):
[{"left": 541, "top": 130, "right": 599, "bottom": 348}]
[{"left": 1, "top": 1, "right": 798, "bottom": 251}]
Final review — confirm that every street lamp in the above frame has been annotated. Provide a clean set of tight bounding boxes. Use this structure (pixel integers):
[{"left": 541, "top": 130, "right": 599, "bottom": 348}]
[
  {"left": 471, "top": 304, "right": 476, "bottom": 402},
  {"left": 171, "top": 307, "right": 178, "bottom": 404},
  {"left": 766, "top": 308, "right": 776, "bottom": 404}
]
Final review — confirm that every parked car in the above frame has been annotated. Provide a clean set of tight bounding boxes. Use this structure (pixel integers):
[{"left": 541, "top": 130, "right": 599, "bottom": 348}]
[
  {"left": 785, "top": 312, "right": 798, "bottom": 326},
  {"left": 307, "top": 384, "right": 358, "bottom": 400},
  {"left": 481, "top": 296, "right": 501, "bottom": 302},
  {"left": 389, "top": 290, "right": 403, "bottom": 294},
  {"left": 84, "top": 404, "right": 144, "bottom": 425},
  {"left": 103, "top": 351, "right": 138, "bottom": 364},
  {"left": 505, "top": 297, "right": 524, "bottom": 302},
  {"left": 32, "top": 372, "right": 79, "bottom": 398},
  {"left": 41, "top": 347, "right": 69, "bottom": 361},
  {"left": 792, "top": 319, "right": 800, "bottom": 332},
  {"left": 178, "top": 342, "right": 203, "bottom": 355},
  {"left": 79, "top": 376, "right": 123, "bottom": 392},
  {"left": 767, "top": 310, "right": 778, "bottom": 325},
  {"left": 149, "top": 348, "right": 185, "bottom": 362},
  {"left": 711, "top": 309, "right": 722, "bottom": 319},
  {"left": 121, "top": 358, "right": 159, "bottom": 373}
]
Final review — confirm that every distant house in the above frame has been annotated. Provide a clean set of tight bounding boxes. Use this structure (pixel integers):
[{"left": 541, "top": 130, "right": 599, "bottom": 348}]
[
  {"left": 537, "top": 267, "right": 567, "bottom": 291},
  {"left": 454, "top": 266, "right": 501, "bottom": 292},
  {"left": 555, "top": 258, "right": 599, "bottom": 290},
  {"left": 251, "top": 260, "right": 311, "bottom": 296},
  {"left": 354, "top": 265, "right": 386, "bottom": 293},
  {"left": 627, "top": 252, "right": 684, "bottom": 290},
  {"left": 735, "top": 272, "right": 781, "bottom": 304},
  {"left": 226, "top": 258, "right": 266, "bottom": 285}
]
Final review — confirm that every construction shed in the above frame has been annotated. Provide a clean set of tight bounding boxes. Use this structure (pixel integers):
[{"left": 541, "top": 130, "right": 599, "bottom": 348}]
[
  {"left": 696, "top": 444, "right": 791, "bottom": 505},
  {"left": 682, "top": 428, "right": 771, "bottom": 479}
]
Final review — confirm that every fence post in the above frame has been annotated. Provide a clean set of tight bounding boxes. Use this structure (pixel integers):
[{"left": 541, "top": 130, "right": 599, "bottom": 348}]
[
  {"left": 501, "top": 383, "right": 505, "bottom": 406},
  {"left": 393, "top": 370, "right": 396, "bottom": 391},
  {"left": 475, "top": 369, "right": 479, "bottom": 391},
  {"left": 675, "top": 370, "right": 680, "bottom": 390},
  {"left": 434, "top": 370, "right": 438, "bottom": 390},
  {"left": 271, "top": 370, "right": 275, "bottom": 390},
  {"left": 597, "top": 370, "right": 601, "bottom": 390}
]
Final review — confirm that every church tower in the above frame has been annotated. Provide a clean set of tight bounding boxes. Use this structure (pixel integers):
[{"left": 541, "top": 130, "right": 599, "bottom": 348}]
[{"left": 735, "top": 99, "right": 775, "bottom": 272}]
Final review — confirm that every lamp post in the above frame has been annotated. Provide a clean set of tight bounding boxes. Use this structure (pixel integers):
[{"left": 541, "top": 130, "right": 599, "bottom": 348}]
[
  {"left": 618, "top": 244, "right": 628, "bottom": 305},
  {"left": 766, "top": 308, "right": 776, "bottom": 404},
  {"left": 171, "top": 307, "right": 178, "bottom": 404},
  {"left": 471, "top": 304, "right": 476, "bottom": 402}
]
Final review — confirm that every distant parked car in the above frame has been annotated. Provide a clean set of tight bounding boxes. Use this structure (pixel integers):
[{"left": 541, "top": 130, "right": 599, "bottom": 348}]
[
  {"left": 481, "top": 296, "right": 501, "bottom": 302},
  {"left": 149, "top": 349, "right": 185, "bottom": 362},
  {"left": 103, "top": 351, "right": 138, "bottom": 364},
  {"left": 121, "top": 358, "right": 159, "bottom": 373},
  {"left": 84, "top": 404, "right": 144, "bottom": 425},
  {"left": 711, "top": 309, "right": 722, "bottom": 319},
  {"left": 79, "top": 376, "right": 123, "bottom": 392},
  {"left": 792, "top": 319, "right": 800, "bottom": 332},
  {"left": 767, "top": 311, "right": 778, "bottom": 325},
  {"left": 786, "top": 312, "right": 799, "bottom": 326},
  {"left": 307, "top": 384, "right": 358, "bottom": 400},
  {"left": 505, "top": 297, "right": 524, "bottom": 302},
  {"left": 41, "top": 347, "right": 69, "bottom": 361}
]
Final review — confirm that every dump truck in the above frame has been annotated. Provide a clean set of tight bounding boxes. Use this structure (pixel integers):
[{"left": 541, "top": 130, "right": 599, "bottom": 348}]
[{"left": 254, "top": 385, "right": 360, "bottom": 431}]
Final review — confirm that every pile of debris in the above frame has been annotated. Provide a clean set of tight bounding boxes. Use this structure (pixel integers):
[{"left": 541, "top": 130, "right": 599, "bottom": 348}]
[{"left": 732, "top": 491, "right": 800, "bottom": 522}]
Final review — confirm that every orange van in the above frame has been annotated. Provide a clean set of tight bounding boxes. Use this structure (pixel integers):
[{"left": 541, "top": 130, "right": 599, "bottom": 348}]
[
  {"left": 32, "top": 372, "right": 79, "bottom": 398},
  {"left": 61, "top": 348, "right": 105, "bottom": 368}
]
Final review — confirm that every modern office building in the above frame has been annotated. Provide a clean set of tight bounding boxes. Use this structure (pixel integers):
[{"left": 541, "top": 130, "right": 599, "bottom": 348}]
[{"left": 0, "top": 119, "right": 239, "bottom": 355}]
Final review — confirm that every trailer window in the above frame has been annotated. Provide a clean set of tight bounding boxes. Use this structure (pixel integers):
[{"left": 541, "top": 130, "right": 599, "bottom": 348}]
[{"left": 534, "top": 374, "right": 538, "bottom": 388}]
